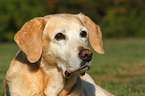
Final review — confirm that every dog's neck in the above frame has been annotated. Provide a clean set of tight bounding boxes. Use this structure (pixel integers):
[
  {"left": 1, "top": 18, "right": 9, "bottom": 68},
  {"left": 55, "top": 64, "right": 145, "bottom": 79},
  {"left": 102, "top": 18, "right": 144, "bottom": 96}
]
[
  {"left": 58, "top": 75, "right": 82, "bottom": 96},
  {"left": 15, "top": 51, "right": 82, "bottom": 95},
  {"left": 40, "top": 57, "right": 82, "bottom": 96}
]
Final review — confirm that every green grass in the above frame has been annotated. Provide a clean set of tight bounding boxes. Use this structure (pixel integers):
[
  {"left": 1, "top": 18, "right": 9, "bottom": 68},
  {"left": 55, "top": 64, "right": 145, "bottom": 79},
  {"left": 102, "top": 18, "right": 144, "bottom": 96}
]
[
  {"left": 0, "top": 38, "right": 145, "bottom": 96},
  {"left": 89, "top": 38, "right": 145, "bottom": 96}
]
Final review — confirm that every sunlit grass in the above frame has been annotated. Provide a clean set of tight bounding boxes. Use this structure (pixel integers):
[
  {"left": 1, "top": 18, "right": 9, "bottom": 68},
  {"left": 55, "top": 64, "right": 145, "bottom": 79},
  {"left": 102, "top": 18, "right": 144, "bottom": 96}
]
[
  {"left": 0, "top": 38, "right": 145, "bottom": 96},
  {"left": 89, "top": 38, "right": 145, "bottom": 96}
]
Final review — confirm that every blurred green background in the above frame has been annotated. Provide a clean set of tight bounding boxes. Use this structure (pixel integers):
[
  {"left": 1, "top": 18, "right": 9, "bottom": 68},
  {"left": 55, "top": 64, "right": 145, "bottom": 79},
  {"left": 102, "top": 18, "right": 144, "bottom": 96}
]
[
  {"left": 0, "top": 0, "right": 145, "bottom": 41},
  {"left": 0, "top": 0, "right": 145, "bottom": 95}
]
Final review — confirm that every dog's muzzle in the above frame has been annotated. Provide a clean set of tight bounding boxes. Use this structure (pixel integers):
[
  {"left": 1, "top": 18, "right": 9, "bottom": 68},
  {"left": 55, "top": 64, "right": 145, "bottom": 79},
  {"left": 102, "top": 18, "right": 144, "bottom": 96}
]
[{"left": 64, "top": 49, "right": 93, "bottom": 78}]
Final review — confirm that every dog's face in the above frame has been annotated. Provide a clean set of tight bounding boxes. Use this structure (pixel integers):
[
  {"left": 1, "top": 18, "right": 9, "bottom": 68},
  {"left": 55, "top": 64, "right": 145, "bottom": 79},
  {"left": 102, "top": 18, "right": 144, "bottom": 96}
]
[
  {"left": 43, "top": 15, "right": 91, "bottom": 77},
  {"left": 14, "top": 13, "right": 104, "bottom": 78}
]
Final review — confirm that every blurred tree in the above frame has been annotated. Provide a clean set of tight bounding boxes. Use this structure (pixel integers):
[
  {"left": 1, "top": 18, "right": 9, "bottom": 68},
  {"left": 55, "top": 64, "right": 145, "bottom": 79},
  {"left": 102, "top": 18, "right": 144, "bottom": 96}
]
[
  {"left": 100, "top": 0, "right": 145, "bottom": 38},
  {"left": 0, "top": 0, "right": 48, "bottom": 41},
  {"left": 0, "top": 0, "right": 145, "bottom": 42}
]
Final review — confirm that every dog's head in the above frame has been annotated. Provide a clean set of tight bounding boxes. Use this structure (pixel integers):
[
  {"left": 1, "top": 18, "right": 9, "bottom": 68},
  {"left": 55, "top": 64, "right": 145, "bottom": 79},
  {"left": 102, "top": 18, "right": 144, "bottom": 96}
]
[{"left": 14, "top": 13, "right": 104, "bottom": 78}]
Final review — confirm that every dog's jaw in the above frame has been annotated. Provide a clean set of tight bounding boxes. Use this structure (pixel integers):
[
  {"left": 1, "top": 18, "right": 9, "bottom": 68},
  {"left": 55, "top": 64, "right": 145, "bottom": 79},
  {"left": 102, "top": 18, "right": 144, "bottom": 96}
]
[{"left": 63, "top": 61, "right": 92, "bottom": 78}]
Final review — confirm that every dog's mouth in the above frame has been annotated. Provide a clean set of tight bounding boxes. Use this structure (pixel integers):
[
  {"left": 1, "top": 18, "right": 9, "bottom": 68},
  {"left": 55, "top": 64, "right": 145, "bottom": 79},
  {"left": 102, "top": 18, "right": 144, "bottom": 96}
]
[{"left": 64, "top": 62, "right": 91, "bottom": 78}]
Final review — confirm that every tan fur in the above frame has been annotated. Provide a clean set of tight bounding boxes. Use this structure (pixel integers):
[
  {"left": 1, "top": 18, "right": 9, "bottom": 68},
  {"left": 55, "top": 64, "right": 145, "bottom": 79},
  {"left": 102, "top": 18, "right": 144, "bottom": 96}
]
[
  {"left": 14, "top": 17, "right": 46, "bottom": 63},
  {"left": 77, "top": 13, "right": 104, "bottom": 54},
  {"left": 5, "top": 13, "right": 114, "bottom": 96}
]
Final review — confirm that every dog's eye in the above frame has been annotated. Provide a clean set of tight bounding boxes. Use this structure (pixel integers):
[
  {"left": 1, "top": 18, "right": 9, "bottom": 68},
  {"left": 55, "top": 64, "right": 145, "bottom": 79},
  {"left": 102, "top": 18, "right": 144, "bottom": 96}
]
[
  {"left": 55, "top": 33, "right": 65, "bottom": 40},
  {"left": 80, "top": 31, "right": 87, "bottom": 38}
]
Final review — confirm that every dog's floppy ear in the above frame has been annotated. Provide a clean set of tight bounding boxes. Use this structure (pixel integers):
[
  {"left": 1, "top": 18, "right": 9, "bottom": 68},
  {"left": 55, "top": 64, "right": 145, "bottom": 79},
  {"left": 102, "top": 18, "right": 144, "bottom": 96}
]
[
  {"left": 78, "top": 13, "right": 104, "bottom": 54},
  {"left": 14, "top": 17, "right": 45, "bottom": 63}
]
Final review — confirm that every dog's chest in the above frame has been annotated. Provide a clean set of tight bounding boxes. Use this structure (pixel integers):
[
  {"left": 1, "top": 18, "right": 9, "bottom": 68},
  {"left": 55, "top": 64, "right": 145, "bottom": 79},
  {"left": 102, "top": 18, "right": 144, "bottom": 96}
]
[{"left": 42, "top": 67, "right": 65, "bottom": 96}]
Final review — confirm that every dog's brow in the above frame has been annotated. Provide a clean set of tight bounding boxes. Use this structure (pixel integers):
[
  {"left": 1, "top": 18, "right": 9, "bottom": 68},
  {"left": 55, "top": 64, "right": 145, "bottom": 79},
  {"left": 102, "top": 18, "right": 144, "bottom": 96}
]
[
  {"left": 60, "top": 15, "right": 84, "bottom": 26},
  {"left": 73, "top": 16, "right": 84, "bottom": 26}
]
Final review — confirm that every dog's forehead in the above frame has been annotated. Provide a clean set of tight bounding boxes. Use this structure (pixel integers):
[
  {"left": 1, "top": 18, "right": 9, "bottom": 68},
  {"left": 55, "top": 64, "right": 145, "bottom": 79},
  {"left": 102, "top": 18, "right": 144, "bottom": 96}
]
[
  {"left": 45, "top": 14, "right": 83, "bottom": 24},
  {"left": 43, "top": 14, "right": 84, "bottom": 37}
]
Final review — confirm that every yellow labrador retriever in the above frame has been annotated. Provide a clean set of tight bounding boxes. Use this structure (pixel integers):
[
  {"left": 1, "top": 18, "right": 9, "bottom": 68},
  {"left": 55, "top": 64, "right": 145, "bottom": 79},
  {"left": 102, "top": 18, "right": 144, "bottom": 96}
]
[{"left": 4, "top": 13, "right": 114, "bottom": 96}]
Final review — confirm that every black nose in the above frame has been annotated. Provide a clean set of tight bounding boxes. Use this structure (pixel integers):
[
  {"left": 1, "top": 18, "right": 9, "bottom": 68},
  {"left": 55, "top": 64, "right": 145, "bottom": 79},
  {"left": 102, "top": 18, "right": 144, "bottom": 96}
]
[{"left": 79, "top": 49, "right": 93, "bottom": 62}]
